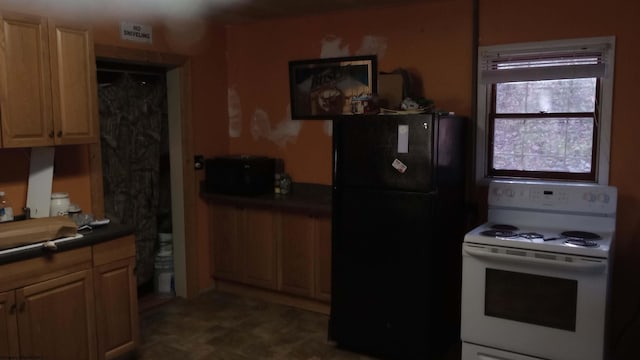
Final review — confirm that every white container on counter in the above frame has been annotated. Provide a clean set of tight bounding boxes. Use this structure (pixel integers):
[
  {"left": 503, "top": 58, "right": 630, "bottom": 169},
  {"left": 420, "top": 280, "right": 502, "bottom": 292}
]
[{"left": 50, "top": 192, "right": 70, "bottom": 217}]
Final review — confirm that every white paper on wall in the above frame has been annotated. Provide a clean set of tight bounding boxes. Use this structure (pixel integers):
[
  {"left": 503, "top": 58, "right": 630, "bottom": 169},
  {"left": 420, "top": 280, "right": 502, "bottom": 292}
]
[{"left": 26, "top": 147, "right": 55, "bottom": 218}]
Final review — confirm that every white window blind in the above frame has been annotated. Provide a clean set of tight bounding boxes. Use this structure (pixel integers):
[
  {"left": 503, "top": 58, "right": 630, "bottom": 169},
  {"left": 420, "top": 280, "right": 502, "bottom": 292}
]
[{"left": 480, "top": 41, "right": 612, "bottom": 84}]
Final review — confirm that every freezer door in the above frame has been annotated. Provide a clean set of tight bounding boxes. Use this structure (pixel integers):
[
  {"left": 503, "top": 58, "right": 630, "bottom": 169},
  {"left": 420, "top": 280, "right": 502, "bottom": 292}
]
[{"left": 333, "top": 114, "right": 436, "bottom": 192}]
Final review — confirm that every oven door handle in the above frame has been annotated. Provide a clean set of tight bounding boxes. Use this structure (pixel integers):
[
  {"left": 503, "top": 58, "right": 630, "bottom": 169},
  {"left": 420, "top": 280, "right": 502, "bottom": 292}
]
[{"left": 463, "top": 246, "right": 607, "bottom": 273}]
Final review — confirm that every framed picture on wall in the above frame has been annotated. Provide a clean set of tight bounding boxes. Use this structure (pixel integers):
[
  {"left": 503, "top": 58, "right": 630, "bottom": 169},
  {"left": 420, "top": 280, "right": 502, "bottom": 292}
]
[{"left": 288, "top": 55, "right": 378, "bottom": 120}]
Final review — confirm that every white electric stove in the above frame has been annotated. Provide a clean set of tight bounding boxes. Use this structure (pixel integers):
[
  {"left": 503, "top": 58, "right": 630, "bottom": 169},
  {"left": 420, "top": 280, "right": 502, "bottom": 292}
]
[{"left": 461, "top": 180, "right": 617, "bottom": 360}]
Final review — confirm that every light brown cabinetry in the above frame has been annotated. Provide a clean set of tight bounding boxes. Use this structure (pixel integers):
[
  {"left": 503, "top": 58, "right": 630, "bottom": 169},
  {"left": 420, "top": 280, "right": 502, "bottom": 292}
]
[
  {"left": 210, "top": 205, "right": 278, "bottom": 289},
  {"left": 93, "top": 235, "right": 139, "bottom": 360},
  {"left": 280, "top": 213, "right": 314, "bottom": 297},
  {"left": 314, "top": 216, "right": 332, "bottom": 302},
  {"left": 279, "top": 213, "right": 332, "bottom": 301},
  {"left": 210, "top": 203, "right": 331, "bottom": 304},
  {"left": 0, "top": 247, "right": 96, "bottom": 360},
  {"left": 17, "top": 269, "right": 97, "bottom": 360},
  {"left": 0, "top": 290, "right": 19, "bottom": 359},
  {"left": 0, "top": 235, "right": 138, "bottom": 360},
  {"left": 0, "top": 12, "right": 98, "bottom": 148},
  {"left": 210, "top": 204, "right": 244, "bottom": 282},
  {"left": 243, "top": 208, "right": 278, "bottom": 289}
]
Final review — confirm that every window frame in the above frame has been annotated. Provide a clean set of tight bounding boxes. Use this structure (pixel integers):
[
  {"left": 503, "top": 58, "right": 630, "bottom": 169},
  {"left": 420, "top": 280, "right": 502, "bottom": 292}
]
[{"left": 475, "top": 37, "right": 615, "bottom": 185}]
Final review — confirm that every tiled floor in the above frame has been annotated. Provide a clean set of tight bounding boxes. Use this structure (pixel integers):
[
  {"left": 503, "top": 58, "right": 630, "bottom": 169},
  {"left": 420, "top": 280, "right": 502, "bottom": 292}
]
[{"left": 138, "top": 290, "right": 376, "bottom": 359}]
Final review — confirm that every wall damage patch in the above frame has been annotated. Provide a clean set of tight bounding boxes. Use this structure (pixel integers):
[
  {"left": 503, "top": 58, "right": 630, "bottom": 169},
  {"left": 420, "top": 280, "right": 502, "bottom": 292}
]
[
  {"left": 228, "top": 88, "right": 242, "bottom": 137},
  {"left": 250, "top": 106, "right": 302, "bottom": 148},
  {"left": 356, "top": 35, "right": 388, "bottom": 58},
  {"left": 321, "top": 35, "right": 350, "bottom": 58}
]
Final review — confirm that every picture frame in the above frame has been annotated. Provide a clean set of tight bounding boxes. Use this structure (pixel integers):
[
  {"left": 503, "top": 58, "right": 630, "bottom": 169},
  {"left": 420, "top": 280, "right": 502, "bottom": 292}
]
[{"left": 288, "top": 55, "right": 378, "bottom": 120}]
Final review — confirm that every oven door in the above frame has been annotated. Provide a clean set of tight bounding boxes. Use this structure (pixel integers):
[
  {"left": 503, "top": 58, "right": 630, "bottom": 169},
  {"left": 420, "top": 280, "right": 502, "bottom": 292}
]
[{"left": 461, "top": 242, "right": 608, "bottom": 360}]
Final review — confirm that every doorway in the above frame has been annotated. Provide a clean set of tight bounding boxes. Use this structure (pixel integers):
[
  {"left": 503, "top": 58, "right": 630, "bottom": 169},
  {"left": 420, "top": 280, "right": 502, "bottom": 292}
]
[
  {"left": 90, "top": 45, "right": 196, "bottom": 299},
  {"left": 96, "top": 61, "right": 172, "bottom": 296}
]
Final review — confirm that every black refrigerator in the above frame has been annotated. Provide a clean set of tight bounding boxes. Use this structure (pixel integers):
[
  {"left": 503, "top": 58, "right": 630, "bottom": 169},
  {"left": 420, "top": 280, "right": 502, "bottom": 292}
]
[{"left": 329, "top": 113, "right": 467, "bottom": 359}]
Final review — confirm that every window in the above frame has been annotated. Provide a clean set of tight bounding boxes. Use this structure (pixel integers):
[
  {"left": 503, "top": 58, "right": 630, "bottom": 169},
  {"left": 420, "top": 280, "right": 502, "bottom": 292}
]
[{"left": 476, "top": 37, "right": 615, "bottom": 184}]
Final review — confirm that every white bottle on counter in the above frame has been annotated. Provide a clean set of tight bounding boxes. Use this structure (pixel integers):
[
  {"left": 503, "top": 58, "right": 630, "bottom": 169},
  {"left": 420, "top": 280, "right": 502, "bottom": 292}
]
[{"left": 0, "top": 191, "right": 14, "bottom": 222}]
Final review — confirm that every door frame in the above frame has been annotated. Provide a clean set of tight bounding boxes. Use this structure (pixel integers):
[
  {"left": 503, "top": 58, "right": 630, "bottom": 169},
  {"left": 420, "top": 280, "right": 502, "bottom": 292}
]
[{"left": 89, "top": 44, "right": 198, "bottom": 298}]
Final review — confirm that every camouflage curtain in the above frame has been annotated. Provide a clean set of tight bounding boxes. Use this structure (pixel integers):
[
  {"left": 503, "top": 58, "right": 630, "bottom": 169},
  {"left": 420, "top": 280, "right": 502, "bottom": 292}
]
[{"left": 98, "top": 71, "right": 169, "bottom": 286}]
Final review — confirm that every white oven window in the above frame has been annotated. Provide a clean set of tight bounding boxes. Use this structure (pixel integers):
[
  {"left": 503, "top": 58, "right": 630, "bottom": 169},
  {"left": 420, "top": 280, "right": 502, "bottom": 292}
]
[{"left": 485, "top": 268, "right": 578, "bottom": 331}]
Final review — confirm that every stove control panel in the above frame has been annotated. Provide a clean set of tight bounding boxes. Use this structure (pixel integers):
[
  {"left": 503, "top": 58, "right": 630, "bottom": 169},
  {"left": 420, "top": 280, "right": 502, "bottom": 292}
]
[{"left": 489, "top": 180, "right": 617, "bottom": 214}]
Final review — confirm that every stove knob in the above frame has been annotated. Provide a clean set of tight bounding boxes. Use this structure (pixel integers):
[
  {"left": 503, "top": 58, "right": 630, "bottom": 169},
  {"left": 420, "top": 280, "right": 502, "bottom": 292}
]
[
  {"left": 493, "top": 188, "right": 503, "bottom": 197},
  {"left": 583, "top": 192, "right": 596, "bottom": 202},
  {"left": 597, "top": 193, "right": 610, "bottom": 203},
  {"left": 505, "top": 188, "right": 515, "bottom": 197}
]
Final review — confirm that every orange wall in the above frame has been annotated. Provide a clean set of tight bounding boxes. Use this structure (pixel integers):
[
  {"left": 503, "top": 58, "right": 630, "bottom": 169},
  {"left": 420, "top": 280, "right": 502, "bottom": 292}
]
[
  {"left": 225, "top": 0, "right": 474, "bottom": 184},
  {"left": 480, "top": 0, "right": 640, "bottom": 358}
]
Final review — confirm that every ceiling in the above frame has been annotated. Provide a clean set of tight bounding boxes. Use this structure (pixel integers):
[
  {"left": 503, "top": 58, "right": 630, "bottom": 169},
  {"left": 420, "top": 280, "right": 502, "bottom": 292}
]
[
  {"left": 205, "top": 0, "right": 424, "bottom": 24},
  {"left": 3, "top": 0, "right": 426, "bottom": 24}
]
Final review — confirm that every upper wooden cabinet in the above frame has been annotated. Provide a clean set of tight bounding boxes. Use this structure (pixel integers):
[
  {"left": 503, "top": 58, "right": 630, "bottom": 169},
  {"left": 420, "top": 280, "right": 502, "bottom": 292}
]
[{"left": 0, "top": 12, "right": 98, "bottom": 148}]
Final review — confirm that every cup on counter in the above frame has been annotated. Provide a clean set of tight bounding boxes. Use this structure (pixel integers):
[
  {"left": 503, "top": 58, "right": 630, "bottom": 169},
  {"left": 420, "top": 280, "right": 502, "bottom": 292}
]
[{"left": 50, "top": 192, "right": 70, "bottom": 217}]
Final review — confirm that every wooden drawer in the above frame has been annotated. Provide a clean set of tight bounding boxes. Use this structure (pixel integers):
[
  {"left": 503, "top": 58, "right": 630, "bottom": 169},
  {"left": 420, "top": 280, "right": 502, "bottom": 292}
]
[
  {"left": 92, "top": 235, "right": 136, "bottom": 266},
  {"left": 0, "top": 247, "right": 92, "bottom": 292}
]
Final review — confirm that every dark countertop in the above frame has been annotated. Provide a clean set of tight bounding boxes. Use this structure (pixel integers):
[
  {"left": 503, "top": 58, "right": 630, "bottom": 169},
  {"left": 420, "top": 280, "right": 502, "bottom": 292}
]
[
  {"left": 200, "top": 182, "right": 332, "bottom": 217},
  {"left": 0, "top": 222, "right": 136, "bottom": 266}
]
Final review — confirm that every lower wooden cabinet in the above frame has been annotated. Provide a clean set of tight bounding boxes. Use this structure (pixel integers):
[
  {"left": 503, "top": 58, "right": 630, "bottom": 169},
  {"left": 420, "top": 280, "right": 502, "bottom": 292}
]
[
  {"left": 243, "top": 208, "right": 278, "bottom": 289},
  {"left": 0, "top": 234, "right": 138, "bottom": 360},
  {"left": 93, "top": 235, "right": 139, "bottom": 360},
  {"left": 1, "top": 269, "right": 97, "bottom": 360},
  {"left": 17, "top": 269, "right": 97, "bottom": 360},
  {"left": 210, "top": 205, "right": 278, "bottom": 289},
  {"left": 210, "top": 203, "right": 331, "bottom": 304},
  {"left": 0, "top": 291, "right": 19, "bottom": 359},
  {"left": 280, "top": 213, "right": 315, "bottom": 297},
  {"left": 210, "top": 205, "right": 243, "bottom": 282},
  {"left": 314, "top": 216, "right": 332, "bottom": 302}
]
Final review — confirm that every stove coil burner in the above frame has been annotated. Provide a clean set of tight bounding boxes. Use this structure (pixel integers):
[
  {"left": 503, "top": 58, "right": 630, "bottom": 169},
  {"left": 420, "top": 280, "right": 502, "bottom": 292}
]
[
  {"left": 564, "top": 239, "right": 599, "bottom": 248},
  {"left": 490, "top": 224, "right": 519, "bottom": 231},
  {"left": 561, "top": 230, "right": 601, "bottom": 248},
  {"left": 480, "top": 229, "right": 518, "bottom": 238},
  {"left": 518, "top": 232, "right": 544, "bottom": 240}
]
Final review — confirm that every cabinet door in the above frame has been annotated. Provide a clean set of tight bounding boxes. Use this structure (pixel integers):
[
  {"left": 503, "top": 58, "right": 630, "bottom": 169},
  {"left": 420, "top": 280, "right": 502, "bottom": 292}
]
[
  {"left": 0, "top": 12, "right": 54, "bottom": 148},
  {"left": 48, "top": 19, "right": 98, "bottom": 144},
  {"left": 280, "top": 213, "right": 314, "bottom": 297},
  {"left": 16, "top": 269, "right": 97, "bottom": 360},
  {"left": 314, "top": 216, "right": 332, "bottom": 302},
  {"left": 94, "top": 257, "right": 139, "bottom": 360},
  {"left": 243, "top": 208, "right": 277, "bottom": 289},
  {"left": 0, "top": 291, "right": 19, "bottom": 359},
  {"left": 210, "top": 204, "right": 243, "bottom": 282}
]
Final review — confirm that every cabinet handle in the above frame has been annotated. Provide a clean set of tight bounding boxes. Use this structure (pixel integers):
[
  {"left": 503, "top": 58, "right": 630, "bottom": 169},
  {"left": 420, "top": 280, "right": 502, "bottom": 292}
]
[
  {"left": 49, "top": 131, "right": 54, "bottom": 138},
  {"left": 19, "top": 302, "right": 26, "bottom": 313},
  {"left": 57, "top": 130, "right": 62, "bottom": 137},
  {"left": 9, "top": 303, "right": 16, "bottom": 314}
]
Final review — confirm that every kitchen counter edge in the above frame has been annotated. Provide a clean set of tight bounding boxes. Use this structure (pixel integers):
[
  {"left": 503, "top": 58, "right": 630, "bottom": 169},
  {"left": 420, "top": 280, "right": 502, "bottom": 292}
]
[
  {"left": 0, "top": 222, "right": 136, "bottom": 265},
  {"left": 200, "top": 182, "right": 331, "bottom": 217}
]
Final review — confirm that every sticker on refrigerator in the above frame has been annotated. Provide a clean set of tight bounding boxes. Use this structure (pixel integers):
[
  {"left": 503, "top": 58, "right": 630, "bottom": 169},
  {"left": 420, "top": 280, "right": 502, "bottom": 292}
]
[
  {"left": 392, "top": 159, "right": 407, "bottom": 173},
  {"left": 397, "top": 124, "right": 409, "bottom": 153}
]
